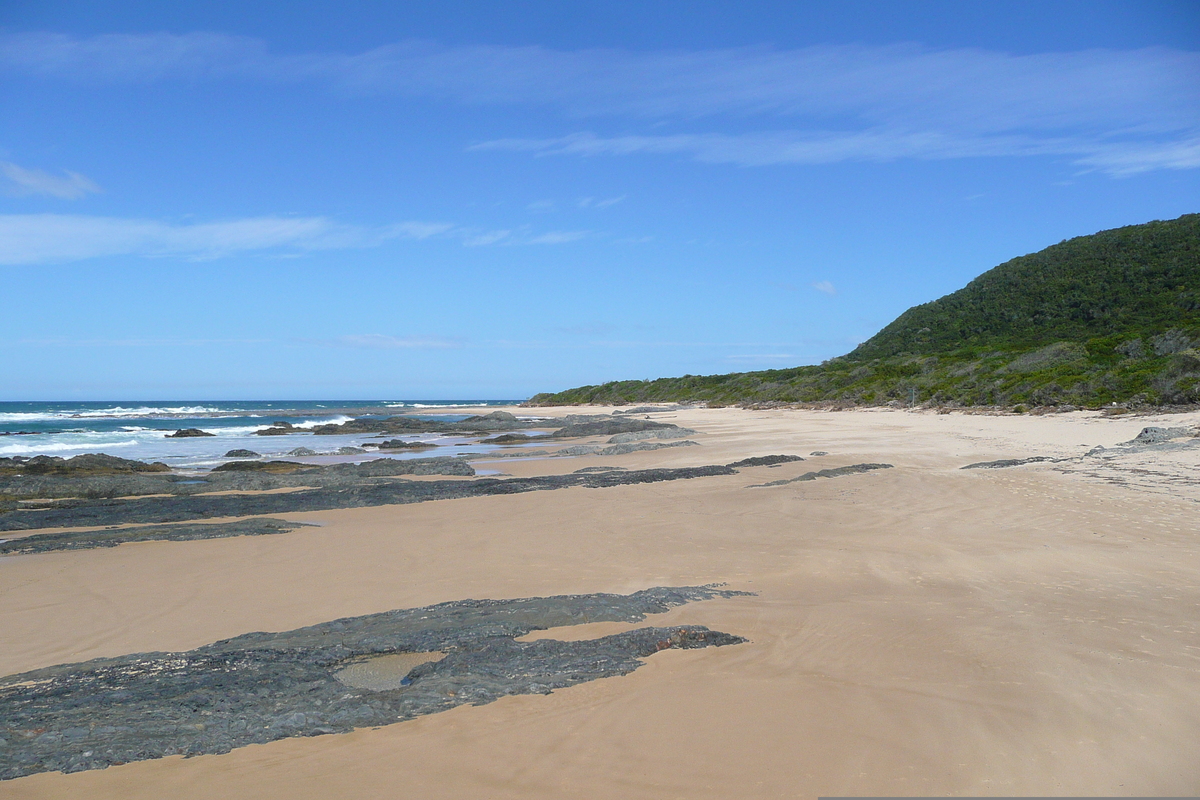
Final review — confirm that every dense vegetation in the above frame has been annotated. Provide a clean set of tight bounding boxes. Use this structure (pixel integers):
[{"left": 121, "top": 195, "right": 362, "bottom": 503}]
[{"left": 530, "top": 214, "right": 1200, "bottom": 409}]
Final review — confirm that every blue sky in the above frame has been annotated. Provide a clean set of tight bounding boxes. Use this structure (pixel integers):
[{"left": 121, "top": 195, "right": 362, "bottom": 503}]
[{"left": 2, "top": 1, "right": 1198, "bottom": 400}]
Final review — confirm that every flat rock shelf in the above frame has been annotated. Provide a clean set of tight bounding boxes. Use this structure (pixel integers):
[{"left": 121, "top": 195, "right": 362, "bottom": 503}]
[{"left": 0, "top": 586, "right": 748, "bottom": 780}]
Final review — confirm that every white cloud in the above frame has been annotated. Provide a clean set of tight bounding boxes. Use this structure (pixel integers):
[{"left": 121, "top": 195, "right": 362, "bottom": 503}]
[
  {"left": 460, "top": 226, "right": 589, "bottom": 246},
  {"left": 812, "top": 280, "right": 836, "bottom": 295},
  {"left": 5, "top": 34, "right": 1195, "bottom": 129},
  {"left": 333, "top": 334, "right": 459, "bottom": 349},
  {"left": 526, "top": 230, "right": 589, "bottom": 244},
  {"left": 384, "top": 221, "right": 455, "bottom": 239},
  {"left": 3, "top": 33, "right": 1197, "bottom": 174},
  {"left": 578, "top": 195, "right": 625, "bottom": 208},
  {"left": 473, "top": 129, "right": 1199, "bottom": 174},
  {"left": 462, "top": 229, "right": 512, "bottom": 247},
  {"left": 0, "top": 214, "right": 451, "bottom": 264},
  {"left": 1, "top": 161, "right": 101, "bottom": 199}
]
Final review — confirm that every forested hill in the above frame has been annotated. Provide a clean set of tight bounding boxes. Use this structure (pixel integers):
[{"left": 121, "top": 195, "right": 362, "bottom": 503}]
[{"left": 529, "top": 213, "right": 1200, "bottom": 409}]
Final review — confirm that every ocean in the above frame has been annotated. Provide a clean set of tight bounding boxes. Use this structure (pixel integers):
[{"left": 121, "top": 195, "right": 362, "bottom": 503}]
[{"left": 0, "top": 401, "right": 523, "bottom": 469}]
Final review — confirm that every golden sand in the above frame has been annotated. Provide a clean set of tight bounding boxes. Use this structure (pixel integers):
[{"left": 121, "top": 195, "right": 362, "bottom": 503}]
[{"left": 2, "top": 406, "right": 1198, "bottom": 797}]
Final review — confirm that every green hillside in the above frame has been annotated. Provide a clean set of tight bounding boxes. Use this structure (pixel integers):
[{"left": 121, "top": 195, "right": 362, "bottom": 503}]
[{"left": 530, "top": 214, "right": 1200, "bottom": 409}]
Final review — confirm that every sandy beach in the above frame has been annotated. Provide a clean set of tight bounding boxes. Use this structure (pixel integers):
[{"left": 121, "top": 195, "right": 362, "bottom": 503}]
[{"left": 2, "top": 406, "right": 1198, "bottom": 798}]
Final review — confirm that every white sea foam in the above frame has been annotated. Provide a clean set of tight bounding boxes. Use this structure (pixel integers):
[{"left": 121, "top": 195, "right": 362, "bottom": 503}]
[
  {"left": 0, "top": 405, "right": 238, "bottom": 423},
  {"left": 0, "top": 412, "right": 67, "bottom": 423},
  {"left": 411, "top": 403, "right": 479, "bottom": 409},
  {"left": 289, "top": 416, "right": 354, "bottom": 429},
  {"left": 0, "top": 439, "right": 139, "bottom": 455}
]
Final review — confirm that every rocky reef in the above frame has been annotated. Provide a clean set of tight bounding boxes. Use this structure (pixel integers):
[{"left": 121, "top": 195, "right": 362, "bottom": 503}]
[
  {"left": 748, "top": 463, "right": 894, "bottom": 487},
  {"left": 0, "top": 586, "right": 748, "bottom": 780},
  {"left": 0, "top": 456, "right": 477, "bottom": 503},
  {"left": 375, "top": 440, "right": 437, "bottom": 450},
  {"left": 0, "top": 463, "right": 743, "bottom": 531},
  {"left": 0, "top": 454, "right": 170, "bottom": 477},
  {"left": 0, "top": 518, "right": 313, "bottom": 556}
]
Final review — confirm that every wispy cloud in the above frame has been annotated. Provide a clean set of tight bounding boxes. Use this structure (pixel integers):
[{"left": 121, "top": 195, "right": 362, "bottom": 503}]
[
  {"left": 1, "top": 161, "right": 101, "bottom": 199},
  {"left": 577, "top": 195, "right": 625, "bottom": 208},
  {"left": 0, "top": 214, "right": 584, "bottom": 264},
  {"left": 812, "top": 280, "right": 836, "bottom": 295},
  {"left": 0, "top": 214, "right": 449, "bottom": 264},
  {"left": 3, "top": 32, "right": 1197, "bottom": 175},
  {"left": 460, "top": 226, "right": 590, "bottom": 246},
  {"left": 332, "top": 334, "right": 460, "bottom": 349},
  {"left": 384, "top": 221, "right": 455, "bottom": 239},
  {"left": 461, "top": 229, "right": 512, "bottom": 247},
  {"left": 526, "top": 230, "right": 589, "bottom": 244},
  {"left": 472, "top": 129, "right": 1198, "bottom": 174}
]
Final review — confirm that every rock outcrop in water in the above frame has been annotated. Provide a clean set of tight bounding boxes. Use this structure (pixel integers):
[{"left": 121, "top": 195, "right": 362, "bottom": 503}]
[
  {"left": 376, "top": 440, "right": 436, "bottom": 450},
  {"left": 210, "top": 461, "right": 309, "bottom": 473},
  {"left": 167, "top": 428, "right": 215, "bottom": 438},
  {"left": 479, "top": 433, "right": 538, "bottom": 444},
  {"left": 0, "top": 586, "right": 748, "bottom": 780},
  {"left": 0, "top": 456, "right": 477, "bottom": 503},
  {"left": 0, "top": 454, "right": 170, "bottom": 477},
  {"left": 309, "top": 411, "right": 545, "bottom": 436}
]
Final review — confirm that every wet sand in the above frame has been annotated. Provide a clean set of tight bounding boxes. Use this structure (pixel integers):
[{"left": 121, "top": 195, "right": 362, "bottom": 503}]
[{"left": 3, "top": 406, "right": 1199, "bottom": 797}]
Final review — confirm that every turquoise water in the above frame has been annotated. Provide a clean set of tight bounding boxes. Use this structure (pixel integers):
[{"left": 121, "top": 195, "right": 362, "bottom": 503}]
[{"left": 0, "top": 401, "right": 522, "bottom": 468}]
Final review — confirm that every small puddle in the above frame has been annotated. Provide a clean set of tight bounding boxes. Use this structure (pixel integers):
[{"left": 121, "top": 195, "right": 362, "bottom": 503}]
[{"left": 334, "top": 651, "right": 445, "bottom": 690}]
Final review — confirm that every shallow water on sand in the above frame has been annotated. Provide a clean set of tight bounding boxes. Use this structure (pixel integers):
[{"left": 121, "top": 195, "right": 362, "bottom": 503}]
[{"left": 335, "top": 652, "right": 446, "bottom": 690}]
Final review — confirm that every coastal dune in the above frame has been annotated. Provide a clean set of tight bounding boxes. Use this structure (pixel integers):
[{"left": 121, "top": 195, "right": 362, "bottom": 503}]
[{"left": 3, "top": 406, "right": 1199, "bottom": 797}]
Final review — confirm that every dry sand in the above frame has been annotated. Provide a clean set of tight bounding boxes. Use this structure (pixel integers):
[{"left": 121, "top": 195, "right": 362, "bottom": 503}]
[{"left": 2, "top": 406, "right": 1199, "bottom": 797}]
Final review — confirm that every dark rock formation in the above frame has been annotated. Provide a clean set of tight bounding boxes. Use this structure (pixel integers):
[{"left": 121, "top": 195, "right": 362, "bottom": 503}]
[
  {"left": 961, "top": 456, "right": 1060, "bottom": 469},
  {"left": 749, "top": 463, "right": 893, "bottom": 487},
  {"left": 0, "top": 457, "right": 476, "bottom": 503},
  {"left": 311, "top": 412, "right": 542, "bottom": 436},
  {"left": 254, "top": 421, "right": 296, "bottom": 436},
  {"left": 462, "top": 410, "right": 518, "bottom": 424},
  {"left": 210, "top": 461, "right": 309, "bottom": 473},
  {"left": 0, "top": 518, "right": 312, "bottom": 556},
  {"left": 479, "top": 434, "right": 537, "bottom": 444},
  {"left": 555, "top": 441, "right": 698, "bottom": 457},
  {"left": 551, "top": 419, "right": 674, "bottom": 438},
  {"left": 0, "top": 586, "right": 748, "bottom": 780},
  {"left": 167, "top": 429, "right": 215, "bottom": 438},
  {"left": 0, "top": 463, "right": 738, "bottom": 531},
  {"left": 1121, "top": 426, "right": 1195, "bottom": 445},
  {"left": 0, "top": 454, "right": 170, "bottom": 477},
  {"left": 607, "top": 428, "right": 696, "bottom": 443},
  {"left": 223, "top": 450, "right": 260, "bottom": 459},
  {"left": 728, "top": 455, "right": 805, "bottom": 468},
  {"left": 377, "top": 440, "right": 436, "bottom": 450},
  {"left": 612, "top": 405, "right": 691, "bottom": 414}
]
